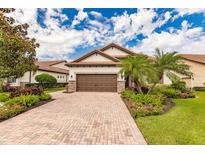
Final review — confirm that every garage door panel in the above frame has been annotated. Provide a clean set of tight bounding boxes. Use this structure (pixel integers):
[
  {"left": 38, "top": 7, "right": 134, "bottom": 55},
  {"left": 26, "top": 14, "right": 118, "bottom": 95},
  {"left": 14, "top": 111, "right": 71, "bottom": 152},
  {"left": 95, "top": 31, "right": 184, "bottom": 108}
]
[{"left": 76, "top": 74, "right": 117, "bottom": 92}]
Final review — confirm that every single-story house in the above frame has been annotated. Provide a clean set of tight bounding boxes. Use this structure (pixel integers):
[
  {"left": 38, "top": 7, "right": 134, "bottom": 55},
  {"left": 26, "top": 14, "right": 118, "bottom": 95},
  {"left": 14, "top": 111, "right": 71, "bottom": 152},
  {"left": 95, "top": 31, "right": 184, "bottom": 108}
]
[
  {"left": 9, "top": 60, "right": 69, "bottom": 87},
  {"left": 163, "top": 54, "right": 205, "bottom": 88},
  {"left": 66, "top": 43, "right": 136, "bottom": 93}
]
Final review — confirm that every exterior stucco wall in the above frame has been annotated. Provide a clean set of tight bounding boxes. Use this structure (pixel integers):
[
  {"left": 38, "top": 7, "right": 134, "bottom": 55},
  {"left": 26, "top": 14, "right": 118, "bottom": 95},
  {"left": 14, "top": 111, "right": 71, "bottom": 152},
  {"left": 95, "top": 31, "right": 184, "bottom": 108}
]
[
  {"left": 163, "top": 59, "right": 205, "bottom": 87},
  {"left": 183, "top": 60, "right": 205, "bottom": 87},
  {"left": 103, "top": 47, "right": 129, "bottom": 56},
  {"left": 10, "top": 70, "right": 68, "bottom": 87},
  {"left": 68, "top": 66, "right": 124, "bottom": 81},
  {"left": 81, "top": 53, "right": 112, "bottom": 62}
]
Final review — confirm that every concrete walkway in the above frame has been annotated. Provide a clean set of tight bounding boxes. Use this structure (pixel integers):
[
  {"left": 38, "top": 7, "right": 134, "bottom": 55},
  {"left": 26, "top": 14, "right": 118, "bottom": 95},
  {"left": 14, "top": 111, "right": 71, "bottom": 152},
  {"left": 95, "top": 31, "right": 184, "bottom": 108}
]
[{"left": 0, "top": 92, "right": 146, "bottom": 144}]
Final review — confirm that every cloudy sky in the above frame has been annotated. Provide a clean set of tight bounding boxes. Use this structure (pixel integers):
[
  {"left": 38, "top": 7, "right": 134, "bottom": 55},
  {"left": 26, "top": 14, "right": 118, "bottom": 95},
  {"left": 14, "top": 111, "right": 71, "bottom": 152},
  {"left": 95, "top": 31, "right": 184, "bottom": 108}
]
[{"left": 7, "top": 8, "right": 205, "bottom": 60}]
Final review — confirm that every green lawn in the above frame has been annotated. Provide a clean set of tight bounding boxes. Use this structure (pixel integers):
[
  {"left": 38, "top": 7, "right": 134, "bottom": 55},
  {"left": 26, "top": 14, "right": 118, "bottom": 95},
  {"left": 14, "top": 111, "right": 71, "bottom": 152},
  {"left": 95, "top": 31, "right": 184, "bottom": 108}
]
[
  {"left": 136, "top": 92, "right": 205, "bottom": 144},
  {"left": 44, "top": 87, "right": 65, "bottom": 93}
]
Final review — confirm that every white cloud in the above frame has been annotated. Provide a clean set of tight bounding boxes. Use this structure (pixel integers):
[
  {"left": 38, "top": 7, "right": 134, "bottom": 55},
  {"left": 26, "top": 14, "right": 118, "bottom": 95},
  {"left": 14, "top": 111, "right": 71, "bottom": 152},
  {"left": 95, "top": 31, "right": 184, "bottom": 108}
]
[
  {"left": 173, "top": 8, "right": 205, "bottom": 20},
  {"left": 176, "top": 8, "right": 205, "bottom": 16},
  {"left": 90, "top": 11, "right": 102, "bottom": 18},
  {"left": 71, "top": 8, "right": 88, "bottom": 27},
  {"left": 131, "top": 24, "right": 205, "bottom": 55},
  {"left": 7, "top": 8, "right": 205, "bottom": 60}
]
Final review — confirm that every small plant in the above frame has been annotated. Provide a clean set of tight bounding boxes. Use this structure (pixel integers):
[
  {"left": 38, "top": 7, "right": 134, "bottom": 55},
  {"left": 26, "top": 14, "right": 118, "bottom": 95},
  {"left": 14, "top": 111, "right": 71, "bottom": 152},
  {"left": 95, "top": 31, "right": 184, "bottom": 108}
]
[
  {"left": 35, "top": 73, "right": 57, "bottom": 88},
  {"left": 0, "top": 93, "right": 9, "bottom": 102},
  {"left": 39, "top": 93, "right": 52, "bottom": 101},
  {"left": 0, "top": 104, "right": 25, "bottom": 119}
]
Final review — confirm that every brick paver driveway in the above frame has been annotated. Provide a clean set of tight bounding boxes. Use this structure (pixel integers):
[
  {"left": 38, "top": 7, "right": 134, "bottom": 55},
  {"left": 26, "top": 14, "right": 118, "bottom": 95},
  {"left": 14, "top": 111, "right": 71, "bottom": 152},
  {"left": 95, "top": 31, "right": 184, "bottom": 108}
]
[{"left": 0, "top": 92, "right": 146, "bottom": 144}]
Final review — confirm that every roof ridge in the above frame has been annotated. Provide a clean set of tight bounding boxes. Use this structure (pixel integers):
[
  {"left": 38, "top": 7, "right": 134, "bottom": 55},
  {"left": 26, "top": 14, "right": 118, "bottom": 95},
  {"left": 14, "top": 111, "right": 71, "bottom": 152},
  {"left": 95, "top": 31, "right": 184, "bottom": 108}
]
[{"left": 72, "top": 49, "right": 119, "bottom": 63}]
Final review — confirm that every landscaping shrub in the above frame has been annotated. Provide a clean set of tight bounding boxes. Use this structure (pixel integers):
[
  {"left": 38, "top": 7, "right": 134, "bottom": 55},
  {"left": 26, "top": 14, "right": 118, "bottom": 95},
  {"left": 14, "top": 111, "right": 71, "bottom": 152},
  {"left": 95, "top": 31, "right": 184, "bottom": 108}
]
[
  {"left": 10, "top": 87, "right": 43, "bottom": 98},
  {"left": 2, "top": 83, "right": 17, "bottom": 92},
  {"left": 171, "top": 80, "right": 189, "bottom": 93},
  {"left": 35, "top": 73, "right": 57, "bottom": 88},
  {"left": 193, "top": 87, "right": 205, "bottom": 91},
  {"left": 159, "top": 88, "right": 181, "bottom": 98},
  {"left": 0, "top": 93, "right": 9, "bottom": 102},
  {"left": 5, "top": 95, "right": 40, "bottom": 107},
  {"left": 39, "top": 93, "right": 52, "bottom": 101}
]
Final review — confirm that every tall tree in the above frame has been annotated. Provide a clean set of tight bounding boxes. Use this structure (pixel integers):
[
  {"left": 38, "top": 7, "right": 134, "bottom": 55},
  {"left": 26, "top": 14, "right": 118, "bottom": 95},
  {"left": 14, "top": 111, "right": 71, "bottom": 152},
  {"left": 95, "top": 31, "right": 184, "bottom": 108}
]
[
  {"left": 0, "top": 9, "right": 39, "bottom": 80},
  {"left": 153, "top": 48, "right": 192, "bottom": 83},
  {"left": 120, "top": 54, "right": 158, "bottom": 93}
]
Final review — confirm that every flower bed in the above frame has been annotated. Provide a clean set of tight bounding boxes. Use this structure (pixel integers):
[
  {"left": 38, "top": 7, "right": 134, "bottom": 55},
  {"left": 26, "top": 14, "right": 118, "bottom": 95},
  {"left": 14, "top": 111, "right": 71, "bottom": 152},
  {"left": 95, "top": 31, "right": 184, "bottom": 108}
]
[
  {"left": 0, "top": 87, "right": 52, "bottom": 122},
  {"left": 121, "top": 90, "right": 172, "bottom": 118}
]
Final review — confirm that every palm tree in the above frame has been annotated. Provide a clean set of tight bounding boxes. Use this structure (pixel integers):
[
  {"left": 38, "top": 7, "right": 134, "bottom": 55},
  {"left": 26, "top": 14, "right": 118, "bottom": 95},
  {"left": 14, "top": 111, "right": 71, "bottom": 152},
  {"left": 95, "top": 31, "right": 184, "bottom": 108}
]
[
  {"left": 120, "top": 54, "right": 158, "bottom": 93},
  {"left": 154, "top": 48, "right": 192, "bottom": 83}
]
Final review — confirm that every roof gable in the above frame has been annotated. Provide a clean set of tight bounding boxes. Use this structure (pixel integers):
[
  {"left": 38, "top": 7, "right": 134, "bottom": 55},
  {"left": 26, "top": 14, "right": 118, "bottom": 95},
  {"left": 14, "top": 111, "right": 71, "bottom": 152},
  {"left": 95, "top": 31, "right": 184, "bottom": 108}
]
[
  {"left": 179, "top": 54, "right": 205, "bottom": 65},
  {"left": 73, "top": 50, "right": 119, "bottom": 63},
  {"left": 100, "top": 43, "right": 135, "bottom": 56}
]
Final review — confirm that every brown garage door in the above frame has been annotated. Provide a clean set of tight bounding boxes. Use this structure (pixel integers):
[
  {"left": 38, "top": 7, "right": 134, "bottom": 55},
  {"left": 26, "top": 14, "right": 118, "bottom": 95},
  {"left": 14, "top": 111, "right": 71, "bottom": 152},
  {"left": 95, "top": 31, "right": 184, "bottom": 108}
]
[{"left": 76, "top": 74, "right": 117, "bottom": 92}]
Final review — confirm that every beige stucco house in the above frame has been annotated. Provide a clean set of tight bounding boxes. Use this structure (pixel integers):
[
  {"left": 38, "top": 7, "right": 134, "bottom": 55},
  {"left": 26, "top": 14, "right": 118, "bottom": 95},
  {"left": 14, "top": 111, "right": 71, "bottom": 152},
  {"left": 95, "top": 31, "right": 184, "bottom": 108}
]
[
  {"left": 9, "top": 60, "right": 69, "bottom": 87},
  {"left": 163, "top": 54, "right": 205, "bottom": 88},
  {"left": 66, "top": 43, "right": 136, "bottom": 93}
]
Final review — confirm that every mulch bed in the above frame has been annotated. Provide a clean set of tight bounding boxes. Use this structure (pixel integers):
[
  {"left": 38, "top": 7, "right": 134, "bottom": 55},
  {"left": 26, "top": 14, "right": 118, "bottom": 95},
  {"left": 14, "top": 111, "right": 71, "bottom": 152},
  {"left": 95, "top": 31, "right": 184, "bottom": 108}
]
[{"left": 0, "top": 99, "right": 55, "bottom": 123}]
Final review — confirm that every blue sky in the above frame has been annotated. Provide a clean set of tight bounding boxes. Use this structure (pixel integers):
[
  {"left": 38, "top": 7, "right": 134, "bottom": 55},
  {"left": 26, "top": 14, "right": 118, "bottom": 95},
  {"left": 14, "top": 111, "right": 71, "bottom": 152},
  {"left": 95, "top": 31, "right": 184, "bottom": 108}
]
[{"left": 8, "top": 8, "right": 205, "bottom": 60}]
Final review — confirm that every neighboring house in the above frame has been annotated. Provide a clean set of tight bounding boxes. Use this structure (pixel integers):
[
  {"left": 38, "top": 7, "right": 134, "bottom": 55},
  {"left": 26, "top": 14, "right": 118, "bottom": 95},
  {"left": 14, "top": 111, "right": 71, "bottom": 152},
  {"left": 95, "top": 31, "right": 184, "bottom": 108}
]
[
  {"left": 9, "top": 60, "right": 69, "bottom": 87},
  {"left": 163, "top": 54, "right": 205, "bottom": 88},
  {"left": 66, "top": 43, "right": 136, "bottom": 93}
]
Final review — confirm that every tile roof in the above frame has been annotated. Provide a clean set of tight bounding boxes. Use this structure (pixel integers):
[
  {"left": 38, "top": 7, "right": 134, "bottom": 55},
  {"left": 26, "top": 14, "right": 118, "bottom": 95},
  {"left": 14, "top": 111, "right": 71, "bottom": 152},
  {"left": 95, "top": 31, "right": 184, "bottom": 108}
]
[
  {"left": 36, "top": 60, "right": 69, "bottom": 74},
  {"left": 179, "top": 54, "right": 205, "bottom": 64}
]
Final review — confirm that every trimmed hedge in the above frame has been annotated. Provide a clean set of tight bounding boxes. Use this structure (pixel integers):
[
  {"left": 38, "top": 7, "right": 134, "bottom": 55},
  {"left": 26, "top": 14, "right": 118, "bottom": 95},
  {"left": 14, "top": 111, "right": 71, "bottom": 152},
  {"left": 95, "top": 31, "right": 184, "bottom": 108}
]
[
  {"left": 193, "top": 87, "right": 205, "bottom": 91},
  {"left": 25, "top": 82, "right": 68, "bottom": 88}
]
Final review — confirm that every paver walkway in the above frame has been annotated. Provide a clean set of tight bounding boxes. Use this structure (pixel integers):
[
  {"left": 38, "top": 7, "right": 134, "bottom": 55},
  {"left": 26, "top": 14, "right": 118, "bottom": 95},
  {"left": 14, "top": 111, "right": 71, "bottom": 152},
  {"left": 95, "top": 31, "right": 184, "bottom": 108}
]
[{"left": 0, "top": 92, "right": 146, "bottom": 144}]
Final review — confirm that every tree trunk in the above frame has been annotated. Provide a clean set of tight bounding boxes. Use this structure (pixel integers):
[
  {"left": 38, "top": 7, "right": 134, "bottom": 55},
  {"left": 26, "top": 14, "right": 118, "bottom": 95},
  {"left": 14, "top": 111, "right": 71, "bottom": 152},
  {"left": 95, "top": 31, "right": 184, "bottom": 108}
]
[
  {"left": 128, "top": 75, "right": 132, "bottom": 89},
  {"left": 134, "top": 80, "right": 142, "bottom": 93}
]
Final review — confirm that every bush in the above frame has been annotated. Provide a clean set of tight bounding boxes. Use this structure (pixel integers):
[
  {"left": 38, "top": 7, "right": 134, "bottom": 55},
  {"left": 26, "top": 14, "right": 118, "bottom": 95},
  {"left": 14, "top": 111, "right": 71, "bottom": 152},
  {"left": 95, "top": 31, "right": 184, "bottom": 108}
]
[
  {"left": 39, "top": 93, "right": 52, "bottom": 101},
  {"left": 35, "top": 73, "right": 57, "bottom": 88},
  {"left": 159, "top": 88, "right": 181, "bottom": 98},
  {"left": 10, "top": 87, "right": 43, "bottom": 98},
  {"left": 2, "top": 83, "right": 17, "bottom": 92},
  {"left": 5, "top": 95, "right": 40, "bottom": 107},
  {"left": 171, "top": 80, "right": 189, "bottom": 93},
  {"left": 193, "top": 87, "right": 205, "bottom": 91},
  {"left": 0, "top": 93, "right": 9, "bottom": 102}
]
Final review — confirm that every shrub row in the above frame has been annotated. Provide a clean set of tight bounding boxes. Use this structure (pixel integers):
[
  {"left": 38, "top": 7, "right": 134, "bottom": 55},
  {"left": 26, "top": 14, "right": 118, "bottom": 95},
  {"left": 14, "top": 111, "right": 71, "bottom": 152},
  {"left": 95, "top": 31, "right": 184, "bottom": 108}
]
[
  {"left": 0, "top": 93, "right": 52, "bottom": 120},
  {"left": 193, "top": 87, "right": 205, "bottom": 91},
  {"left": 10, "top": 87, "right": 43, "bottom": 98},
  {"left": 150, "top": 85, "right": 195, "bottom": 99},
  {"left": 25, "top": 82, "right": 68, "bottom": 88}
]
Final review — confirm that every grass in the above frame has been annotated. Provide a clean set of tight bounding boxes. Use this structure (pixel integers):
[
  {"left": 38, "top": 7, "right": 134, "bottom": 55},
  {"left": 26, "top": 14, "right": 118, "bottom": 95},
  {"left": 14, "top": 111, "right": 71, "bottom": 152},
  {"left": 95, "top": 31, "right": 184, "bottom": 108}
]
[
  {"left": 44, "top": 87, "right": 65, "bottom": 93},
  {"left": 136, "top": 92, "right": 205, "bottom": 144}
]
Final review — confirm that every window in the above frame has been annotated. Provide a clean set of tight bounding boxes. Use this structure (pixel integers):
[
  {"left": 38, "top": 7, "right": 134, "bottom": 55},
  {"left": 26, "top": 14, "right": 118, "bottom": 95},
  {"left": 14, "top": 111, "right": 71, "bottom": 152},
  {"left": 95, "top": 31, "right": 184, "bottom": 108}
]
[{"left": 8, "top": 77, "right": 16, "bottom": 83}]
